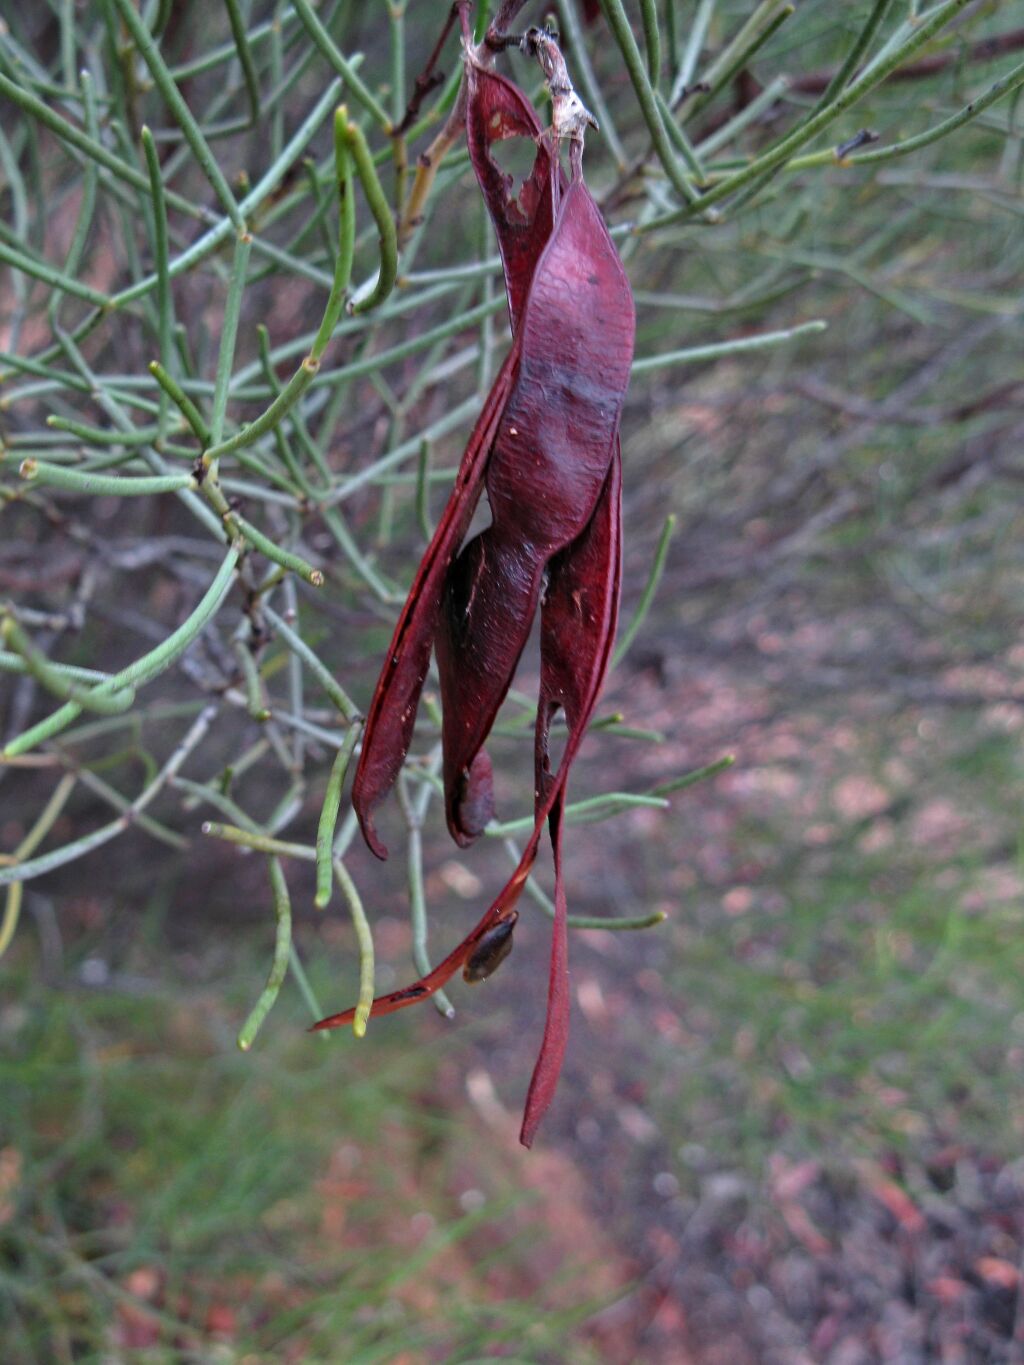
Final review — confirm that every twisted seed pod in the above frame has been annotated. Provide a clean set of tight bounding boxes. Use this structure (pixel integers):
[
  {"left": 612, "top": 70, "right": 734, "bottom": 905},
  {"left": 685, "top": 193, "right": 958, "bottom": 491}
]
[{"left": 320, "top": 53, "right": 635, "bottom": 1148}]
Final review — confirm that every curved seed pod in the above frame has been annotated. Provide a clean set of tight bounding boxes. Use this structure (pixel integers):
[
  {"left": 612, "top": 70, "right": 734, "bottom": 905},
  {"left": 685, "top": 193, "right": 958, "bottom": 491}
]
[
  {"left": 432, "top": 59, "right": 567, "bottom": 846},
  {"left": 350, "top": 349, "right": 514, "bottom": 859},
  {"left": 464, "top": 61, "right": 563, "bottom": 331},
  {"left": 314, "top": 453, "right": 623, "bottom": 1135},
  {"left": 351, "top": 65, "right": 558, "bottom": 859},
  {"left": 521, "top": 447, "right": 623, "bottom": 1147},
  {"left": 437, "top": 173, "right": 633, "bottom": 844},
  {"left": 324, "top": 40, "right": 635, "bottom": 1148}
]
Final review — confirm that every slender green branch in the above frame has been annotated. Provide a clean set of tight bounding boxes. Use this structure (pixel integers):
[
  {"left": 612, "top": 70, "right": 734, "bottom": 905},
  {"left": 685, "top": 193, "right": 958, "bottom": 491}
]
[
  {"left": 231, "top": 638, "right": 271, "bottom": 722},
  {"left": 0, "top": 653, "right": 112, "bottom": 685},
  {"left": 109, "top": 0, "right": 244, "bottom": 227},
  {"left": 681, "top": 1, "right": 794, "bottom": 124},
  {"left": 201, "top": 822, "right": 316, "bottom": 860},
  {"left": 0, "top": 68, "right": 156, "bottom": 204},
  {"left": 655, "top": 89, "right": 706, "bottom": 182},
  {"left": 74, "top": 765, "right": 189, "bottom": 852},
  {"left": 2, "top": 547, "right": 240, "bottom": 758},
  {"left": 598, "top": 0, "right": 698, "bottom": 203},
  {"left": 505, "top": 842, "right": 669, "bottom": 931},
  {"left": 1, "top": 615, "right": 136, "bottom": 714},
  {"left": 332, "top": 855, "right": 375, "bottom": 1038},
  {"left": 149, "top": 361, "right": 211, "bottom": 444},
  {"left": 237, "top": 857, "right": 293, "bottom": 1049},
  {"left": 261, "top": 604, "right": 359, "bottom": 720},
  {"left": 45, "top": 415, "right": 163, "bottom": 446},
  {"left": 115, "top": 78, "right": 343, "bottom": 308},
  {"left": 230, "top": 513, "right": 324, "bottom": 586},
  {"left": 313, "top": 110, "right": 358, "bottom": 348},
  {"left": 289, "top": 0, "right": 390, "bottom": 128},
  {"left": 663, "top": 0, "right": 680, "bottom": 85},
  {"left": 315, "top": 725, "right": 361, "bottom": 908},
  {"left": 695, "top": 75, "right": 789, "bottom": 157},
  {"left": 0, "top": 773, "right": 76, "bottom": 959},
  {"left": 48, "top": 69, "right": 99, "bottom": 330},
  {"left": 172, "top": 776, "right": 263, "bottom": 833},
  {"left": 487, "top": 792, "right": 669, "bottom": 838},
  {"left": 640, "top": 0, "right": 661, "bottom": 87},
  {"left": 321, "top": 505, "right": 400, "bottom": 603},
  {"left": 289, "top": 941, "right": 329, "bottom": 1030},
  {"left": 341, "top": 112, "right": 398, "bottom": 314},
  {"left": 223, "top": 0, "right": 261, "bottom": 125},
  {"left": 197, "top": 109, "right": 356, "bottom": 467},
  {"left": 787, "top": 59, "right": 1024, "bottom": 174},
  {"left": 646, "top": 0, "right": 974, "bottom": 225},
  {"left": 613, "top": 514, "right": 676, "bottom": 666},
  {"left": 0, "top": 817, "right": 123, "bottom": 888},
  {"left": 631, "top": 319, "right": 826, "bottom": 371},
  {"left": 206, "top": 231, "right": 253, "bottom": 448},
  {"left": 674, "top": 0, "right": 716, "bottom": 101},
  {"left": 398, "top": 767, "right": 454, "bottom": 1020},
  {"left": 0, "top": 237, "right": 111, "bottom": 307},
  {"left": 651, "top": 755, "right": 736, "bottom": 797},
  {"left": 812, "top": 0, "right": 898, "bottom": 112},
  {"left": 18, "top": 458, "right": 196, "bottom": 496},
  {"left": 0, "top": 709, "right": 216, "bottom": 889}
]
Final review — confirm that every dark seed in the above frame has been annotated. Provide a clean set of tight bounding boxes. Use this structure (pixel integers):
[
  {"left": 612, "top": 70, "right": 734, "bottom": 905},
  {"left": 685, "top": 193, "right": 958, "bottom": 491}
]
[{"left": 463, "top": 913, "right": 518, "bottom": 983}]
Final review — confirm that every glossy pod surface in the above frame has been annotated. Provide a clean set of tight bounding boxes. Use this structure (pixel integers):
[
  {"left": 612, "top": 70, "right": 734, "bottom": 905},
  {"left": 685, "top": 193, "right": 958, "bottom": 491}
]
[{"left": 317, "top": 49, "right": 634, "bottom": 1149}]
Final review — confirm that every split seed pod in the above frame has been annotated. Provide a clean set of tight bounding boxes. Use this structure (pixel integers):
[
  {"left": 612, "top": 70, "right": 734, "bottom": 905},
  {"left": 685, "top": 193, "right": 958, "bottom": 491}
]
[{"left": 314, "top": 34, "right": 635, "bottom": 1148}]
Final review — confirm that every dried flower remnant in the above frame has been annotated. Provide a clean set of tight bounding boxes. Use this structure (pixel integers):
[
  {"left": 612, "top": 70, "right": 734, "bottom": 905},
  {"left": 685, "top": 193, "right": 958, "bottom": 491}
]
[
  {"left": 315, "top": 22, "right": 635, "bottom": 1148},
  {"left": 522, "top": 25, "right": 598, "bottom": 144}
]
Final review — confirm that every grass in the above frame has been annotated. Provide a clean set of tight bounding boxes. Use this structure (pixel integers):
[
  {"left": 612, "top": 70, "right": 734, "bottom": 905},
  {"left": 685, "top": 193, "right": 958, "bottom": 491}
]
[
  {"left": 0, "top": 918, "right": 623, "bottom": 1363},
  {"left": 621, "top": 705, "right": 1024, "bottom": 1186}
]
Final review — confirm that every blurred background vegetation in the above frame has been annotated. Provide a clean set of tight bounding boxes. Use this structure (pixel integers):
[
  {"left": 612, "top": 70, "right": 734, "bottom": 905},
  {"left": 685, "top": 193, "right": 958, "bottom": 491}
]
[{"left": 3, "top": 0, "right": 1024, "bottom": 1359}]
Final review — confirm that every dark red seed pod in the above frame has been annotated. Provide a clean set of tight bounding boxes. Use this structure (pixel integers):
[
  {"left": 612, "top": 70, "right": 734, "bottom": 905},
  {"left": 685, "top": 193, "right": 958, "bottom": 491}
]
[
  {"left": 318, "top": 39, "right": 635, "bottom": 1148},
  {"left": 351, "top": 61, "right": 560, "bottom": 858}
]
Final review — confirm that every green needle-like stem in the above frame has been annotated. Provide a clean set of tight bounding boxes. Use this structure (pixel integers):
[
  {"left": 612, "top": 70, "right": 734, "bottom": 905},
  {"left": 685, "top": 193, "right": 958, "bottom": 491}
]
[
  {"left": 340, "top": 113, "right": 398, "bottom": 314},
  {"left": 141, "top": 127, "right": 175, "bottom": 441},
  {"left": 646, "top": 0, "right": 974, "bottom": 226},
  {"left": 201, "top": 822, "right": 316, "bottom": 860},
  {"left": 1, "top": 616, "right": 136, "bottom": 714},
  {"left": 261, "top": 604, "right": 359, "bottom": 720},
  {"left": 315, "top": 726, "right": 361, "bottom": 908},
  {"left": 19, "top": 459, "right": 197, "bottom": 496},
  {"left": 0, "top": 774, "right": 76, "bottom": 960},
  {"left": 148, "top": 362, "right": 211, "bottom": 445},
  {"left": 237, "top": 856, "right": 293, "bottom": 1049},
  {"left": 681, "top": 0, "right": 794, "bottom": 124},
  {"left": 613, "top": 513, "right": 677, "bottom": 666},
  {"left": 2, "top": 548, "right": 240, "bottom": 759},
  {"left": 640, "top": 0, "right": 661, "bottom": 87},
  {"left": 223, "top": 0, "right": 261, "bottom": 125},
  {"left": 196, "top": 107, "right": 356, "bottom": 469},
  {"left": 109, "top": 0, "right": 245, "bottom": 228},
  {"left": 332, "top": 855, "right": 375, "bottom": 1038},
  {"left": 289, "top": 0, "right": 390, "bottom": 129},
  {"left": 631, "top": 320, "right": 826, "bottom": 371},
  {"left": 230, "top": 513, "right": 324, "bottom": 586},
  {"left": 598, "top": 0, "right": 698, "bottom": 204},
  {"left": 398, "top": 767, "right": 454, "bottom": 1020},
  {"left": 812, "top": 0, "right": 898, "bottom": 114}
]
